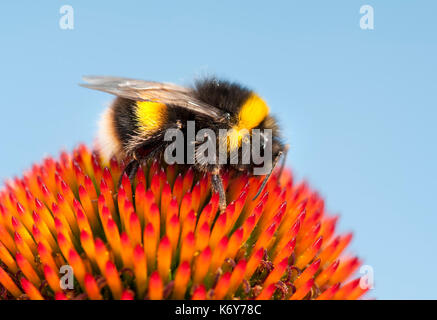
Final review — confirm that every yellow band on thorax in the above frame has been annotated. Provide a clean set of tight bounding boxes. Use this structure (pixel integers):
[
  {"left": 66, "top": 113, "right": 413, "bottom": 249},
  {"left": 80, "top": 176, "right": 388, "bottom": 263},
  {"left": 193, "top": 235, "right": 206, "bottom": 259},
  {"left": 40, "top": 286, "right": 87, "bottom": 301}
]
[
  {"left": 236, "top": 93, "right": 270, "bottom": 131},
  {"left": 227, "top": 93, "right": 270, "bottom": 151}
]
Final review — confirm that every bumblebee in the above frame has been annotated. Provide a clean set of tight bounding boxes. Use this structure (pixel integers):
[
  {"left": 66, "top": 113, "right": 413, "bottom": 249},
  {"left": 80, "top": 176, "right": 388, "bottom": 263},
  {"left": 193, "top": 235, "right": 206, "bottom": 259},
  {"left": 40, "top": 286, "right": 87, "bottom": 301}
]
[{"left": 81, "top": 76, "right": 287, "bottom": 212}]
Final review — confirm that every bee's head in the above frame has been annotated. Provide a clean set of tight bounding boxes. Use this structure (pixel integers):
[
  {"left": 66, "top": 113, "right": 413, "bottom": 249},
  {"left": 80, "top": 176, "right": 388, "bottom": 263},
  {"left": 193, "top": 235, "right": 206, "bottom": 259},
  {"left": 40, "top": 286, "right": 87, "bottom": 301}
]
[
  {"left": 225, "top": 92, "right": 273, "bottom": 151},
  {"left": 192, "top": 78, "right": 284, "bottom": 165}
]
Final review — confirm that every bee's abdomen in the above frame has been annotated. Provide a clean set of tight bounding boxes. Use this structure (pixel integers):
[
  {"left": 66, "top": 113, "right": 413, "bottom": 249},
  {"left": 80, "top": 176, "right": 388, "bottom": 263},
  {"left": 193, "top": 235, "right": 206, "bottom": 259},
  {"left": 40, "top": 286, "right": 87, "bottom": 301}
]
[
  {"left": 112, "top": 97, "right": 140, "bottom": 147},
  {"left": 97, "top": 103, "right": 124, "bottom": 160}
]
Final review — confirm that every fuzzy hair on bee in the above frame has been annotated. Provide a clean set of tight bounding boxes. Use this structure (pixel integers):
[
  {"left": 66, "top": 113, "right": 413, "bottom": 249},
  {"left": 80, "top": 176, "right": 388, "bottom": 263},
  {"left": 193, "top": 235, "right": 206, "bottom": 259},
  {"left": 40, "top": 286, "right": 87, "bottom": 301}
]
[{"left": 81, "top": 76, "right": 287, "bottom": 212}]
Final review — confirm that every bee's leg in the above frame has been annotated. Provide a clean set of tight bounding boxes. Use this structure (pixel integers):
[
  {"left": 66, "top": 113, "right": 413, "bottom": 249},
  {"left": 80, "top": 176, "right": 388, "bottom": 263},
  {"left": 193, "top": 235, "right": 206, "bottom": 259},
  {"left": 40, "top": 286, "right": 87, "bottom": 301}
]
[
  {"left": 211, "top": 167, "right": 227, "bottom": 214},
  {"left": 128, "top": 160, "right": 140, "bottom": 183},
  {"left": 118, "top": 158, "right": 139, "bottom": 188},
  {"left": 252, "top": 150, "right": 283, "bottom": 201}
]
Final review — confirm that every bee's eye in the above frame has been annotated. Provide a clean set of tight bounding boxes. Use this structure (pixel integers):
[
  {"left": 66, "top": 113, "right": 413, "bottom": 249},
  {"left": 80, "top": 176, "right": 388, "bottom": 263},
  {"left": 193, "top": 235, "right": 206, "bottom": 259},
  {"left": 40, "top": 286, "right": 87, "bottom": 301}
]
[{"left": 225, "top": 113, "right": 231, "bottom": 121}]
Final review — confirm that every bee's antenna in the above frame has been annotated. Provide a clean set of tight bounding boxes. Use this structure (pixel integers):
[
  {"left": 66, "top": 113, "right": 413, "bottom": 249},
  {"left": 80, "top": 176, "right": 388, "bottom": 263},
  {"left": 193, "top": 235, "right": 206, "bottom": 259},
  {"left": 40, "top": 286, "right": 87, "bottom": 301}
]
[
  {"left": 252, "top": 150, "right": 283, "bottom": 201},
  {"left": 278, "top": 144, "right": 289, "bottom": 181}
]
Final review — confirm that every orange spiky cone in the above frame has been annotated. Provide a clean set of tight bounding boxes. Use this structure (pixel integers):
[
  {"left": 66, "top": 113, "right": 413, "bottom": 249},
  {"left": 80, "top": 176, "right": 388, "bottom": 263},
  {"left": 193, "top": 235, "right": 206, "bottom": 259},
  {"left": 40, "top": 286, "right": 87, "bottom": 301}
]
[{"left": 0, "top": 145, "right": 368, "bottom": 300}]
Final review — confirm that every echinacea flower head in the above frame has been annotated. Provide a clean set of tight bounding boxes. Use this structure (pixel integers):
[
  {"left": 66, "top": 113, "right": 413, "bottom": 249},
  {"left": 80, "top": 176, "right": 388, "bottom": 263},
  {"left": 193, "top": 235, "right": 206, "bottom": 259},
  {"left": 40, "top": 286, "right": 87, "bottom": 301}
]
[{"left": 0, "top": 145, "right": 367, "bottom": 300}]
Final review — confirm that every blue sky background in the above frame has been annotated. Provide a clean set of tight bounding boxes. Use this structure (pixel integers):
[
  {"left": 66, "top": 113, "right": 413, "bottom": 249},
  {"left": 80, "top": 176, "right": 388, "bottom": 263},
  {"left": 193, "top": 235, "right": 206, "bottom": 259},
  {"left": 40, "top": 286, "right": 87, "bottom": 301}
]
[{"left": 0, "top": 1, "right": 436, "bottom": 299}]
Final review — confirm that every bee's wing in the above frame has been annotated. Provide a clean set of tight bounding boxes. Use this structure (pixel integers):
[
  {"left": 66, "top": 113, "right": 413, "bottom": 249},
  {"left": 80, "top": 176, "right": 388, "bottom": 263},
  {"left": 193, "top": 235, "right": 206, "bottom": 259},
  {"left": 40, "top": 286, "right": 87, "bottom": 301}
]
[{"left": 81, "top": 76, "right": 225, "bottom": 119}]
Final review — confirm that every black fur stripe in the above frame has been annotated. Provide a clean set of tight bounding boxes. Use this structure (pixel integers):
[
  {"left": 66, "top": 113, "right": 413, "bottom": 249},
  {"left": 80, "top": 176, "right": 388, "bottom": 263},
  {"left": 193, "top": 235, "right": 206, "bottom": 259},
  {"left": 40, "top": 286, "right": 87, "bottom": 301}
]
[
  {"left": 112, "top": 97, "right": 139, "bottom": 147},
  {"left": 193, "top": 78, "right": 252, "bottom": 116}
]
